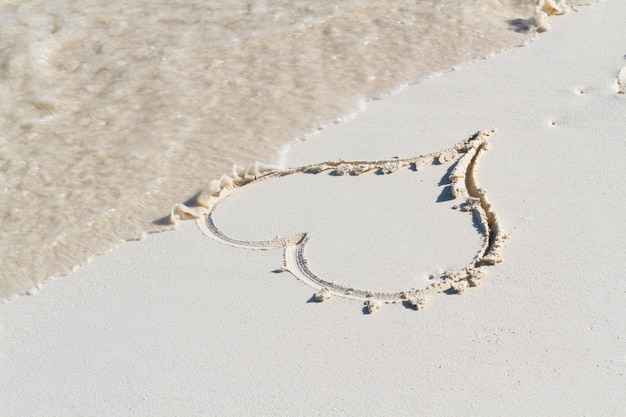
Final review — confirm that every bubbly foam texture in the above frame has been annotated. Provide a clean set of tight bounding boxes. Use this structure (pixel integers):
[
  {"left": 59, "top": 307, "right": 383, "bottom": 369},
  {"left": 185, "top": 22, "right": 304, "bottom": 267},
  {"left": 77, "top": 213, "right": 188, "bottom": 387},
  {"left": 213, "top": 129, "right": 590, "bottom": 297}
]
[{"left": 1, "top": 0, "right": 537, "bottom": 299}]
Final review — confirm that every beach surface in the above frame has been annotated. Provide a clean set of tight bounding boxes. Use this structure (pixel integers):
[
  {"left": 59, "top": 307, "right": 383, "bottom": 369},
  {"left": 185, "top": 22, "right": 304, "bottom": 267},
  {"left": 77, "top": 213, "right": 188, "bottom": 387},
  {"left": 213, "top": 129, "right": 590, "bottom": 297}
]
[
  {"left": 1, "top": 1, "right": 625, "bottom": 415},
  {"left": 0, "top": 0, "right": 535, "bottom": 300}
]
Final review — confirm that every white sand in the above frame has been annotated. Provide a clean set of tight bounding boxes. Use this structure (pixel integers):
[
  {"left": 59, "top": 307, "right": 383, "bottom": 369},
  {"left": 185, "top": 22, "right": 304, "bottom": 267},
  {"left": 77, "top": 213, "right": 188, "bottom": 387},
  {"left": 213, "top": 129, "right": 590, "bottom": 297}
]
[{"left": 1, "top": 1, "right": 625, "bottom": 415}]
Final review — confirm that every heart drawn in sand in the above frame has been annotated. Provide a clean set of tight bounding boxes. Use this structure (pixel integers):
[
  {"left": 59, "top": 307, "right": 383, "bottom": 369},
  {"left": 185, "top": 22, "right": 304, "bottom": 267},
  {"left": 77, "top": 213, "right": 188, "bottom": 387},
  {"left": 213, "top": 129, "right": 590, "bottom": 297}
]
[{"left": 172, "top": 130, "right": 507, "bottom": 313}]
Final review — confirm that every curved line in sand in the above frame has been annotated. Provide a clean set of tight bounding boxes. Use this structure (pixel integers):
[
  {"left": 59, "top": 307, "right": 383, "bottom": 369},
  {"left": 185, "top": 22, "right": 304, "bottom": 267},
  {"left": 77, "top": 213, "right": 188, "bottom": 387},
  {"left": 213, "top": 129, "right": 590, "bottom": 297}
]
[
  {"left": 181, "top": 130, "right": 507, "bottom": 312},
  {"left": 198, "top": 212, "right": 306, "bottom": 250},
  {"left": 617, "top": 66, "right": 626, "bottom": 93}
]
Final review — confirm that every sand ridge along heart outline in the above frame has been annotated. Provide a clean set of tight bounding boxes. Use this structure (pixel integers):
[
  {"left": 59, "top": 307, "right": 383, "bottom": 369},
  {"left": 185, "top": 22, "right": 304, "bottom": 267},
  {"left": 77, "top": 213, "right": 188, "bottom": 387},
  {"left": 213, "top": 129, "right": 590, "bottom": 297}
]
[{"left": 172, "top": 130, "right": 507, "bottom": 313}]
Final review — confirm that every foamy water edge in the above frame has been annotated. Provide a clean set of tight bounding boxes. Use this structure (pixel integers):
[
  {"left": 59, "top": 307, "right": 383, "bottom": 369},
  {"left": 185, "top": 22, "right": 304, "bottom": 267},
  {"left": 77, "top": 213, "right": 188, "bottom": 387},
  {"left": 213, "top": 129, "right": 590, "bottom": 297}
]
[{"left": 1, "top": 1, "right": 582, "bottom": 303}]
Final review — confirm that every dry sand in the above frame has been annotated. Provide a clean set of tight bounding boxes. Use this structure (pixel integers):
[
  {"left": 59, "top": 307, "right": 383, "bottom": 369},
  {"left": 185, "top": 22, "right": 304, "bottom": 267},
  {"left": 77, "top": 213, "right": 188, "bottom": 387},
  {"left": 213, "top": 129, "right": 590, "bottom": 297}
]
[{"left": 1, "top": 1, "right": 625, "bottom": 415}]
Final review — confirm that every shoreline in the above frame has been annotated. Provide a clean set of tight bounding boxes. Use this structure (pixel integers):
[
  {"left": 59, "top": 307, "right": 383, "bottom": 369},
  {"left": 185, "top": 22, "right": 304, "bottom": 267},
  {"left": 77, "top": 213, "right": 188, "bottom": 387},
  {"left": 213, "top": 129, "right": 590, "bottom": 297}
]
[
  {"left": 2, "top": 1, "right": 625, "bottom": 415},
  {"left": 0, "top": 0, "right": 537, "bottom": 302},
  {"left": 2, "top": 4, "right": 557, "bottom": 304}
]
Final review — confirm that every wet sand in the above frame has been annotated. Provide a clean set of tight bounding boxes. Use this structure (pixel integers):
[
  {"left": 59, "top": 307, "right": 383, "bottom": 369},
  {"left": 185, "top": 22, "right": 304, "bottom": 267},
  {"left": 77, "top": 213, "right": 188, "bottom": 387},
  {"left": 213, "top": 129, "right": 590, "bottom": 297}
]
[{"left": 0, "top": 0, "right": 534, "bottom": 300}]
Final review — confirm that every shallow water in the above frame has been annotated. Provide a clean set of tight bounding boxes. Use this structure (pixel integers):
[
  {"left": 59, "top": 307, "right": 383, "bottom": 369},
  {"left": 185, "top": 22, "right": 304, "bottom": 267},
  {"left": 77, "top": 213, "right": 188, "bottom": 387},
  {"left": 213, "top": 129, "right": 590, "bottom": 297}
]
[{"left": 0, "top": 0, "right": 536, "bottom": 299}]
